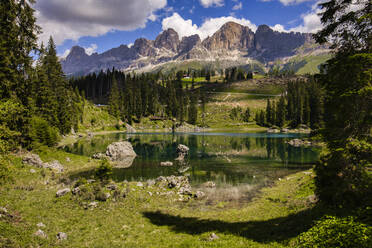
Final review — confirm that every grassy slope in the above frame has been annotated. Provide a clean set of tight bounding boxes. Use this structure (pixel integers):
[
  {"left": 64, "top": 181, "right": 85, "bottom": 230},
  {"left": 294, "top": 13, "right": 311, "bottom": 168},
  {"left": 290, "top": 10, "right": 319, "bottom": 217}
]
[
  {"left": 78, "top": 101, "right": 119, "bottom": 132},
  {"left": 195, "top": 79, "right": 282, "bottom": 128},
  {"left": 0, "top": 147, "right": 320, "bottom": 248}
]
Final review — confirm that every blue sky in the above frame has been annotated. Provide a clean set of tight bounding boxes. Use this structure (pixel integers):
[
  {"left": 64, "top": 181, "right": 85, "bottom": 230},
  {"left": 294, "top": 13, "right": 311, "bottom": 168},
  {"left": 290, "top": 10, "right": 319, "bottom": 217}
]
[{"left": 33, "top": 0, "right": 322, "bottom": 57}]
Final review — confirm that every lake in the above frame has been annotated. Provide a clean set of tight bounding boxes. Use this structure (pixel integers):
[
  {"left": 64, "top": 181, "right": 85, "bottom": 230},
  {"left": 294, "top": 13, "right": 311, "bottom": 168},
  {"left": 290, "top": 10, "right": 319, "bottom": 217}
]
[{"left": 63, "top": 132, "right": 319, "bottom": 199}]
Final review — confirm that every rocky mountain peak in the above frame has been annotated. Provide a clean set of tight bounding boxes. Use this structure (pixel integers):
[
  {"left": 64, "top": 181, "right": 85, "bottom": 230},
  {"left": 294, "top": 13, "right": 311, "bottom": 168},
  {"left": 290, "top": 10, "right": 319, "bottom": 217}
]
[
  {"left": 202, "top": 21, "right": 254, "bottom": 51},
  {"left": 67, "top": 46, "right": 87, "bottom": 59},
  {"left": 179, "top": 34, "right": 201, "bottom": 55},
  {"left": 154, "top": 28, "right": 180, "bottom": 52},
  {"left": 132, "top": 38, "right": 156, "bottom": 57}
]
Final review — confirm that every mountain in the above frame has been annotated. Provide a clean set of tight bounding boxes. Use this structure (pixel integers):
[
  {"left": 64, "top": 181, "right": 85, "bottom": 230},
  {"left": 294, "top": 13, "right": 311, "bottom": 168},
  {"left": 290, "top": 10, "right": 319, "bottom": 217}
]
[{"left": 61, "top": 22, "right": 327, "bottom": 76}]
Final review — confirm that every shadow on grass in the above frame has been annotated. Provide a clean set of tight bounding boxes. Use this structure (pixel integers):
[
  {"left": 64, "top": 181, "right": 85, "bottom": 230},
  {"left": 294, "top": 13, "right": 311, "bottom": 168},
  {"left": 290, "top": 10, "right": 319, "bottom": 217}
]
[{"left": 143, "top": 206, "right": 326, "bottom": 244}]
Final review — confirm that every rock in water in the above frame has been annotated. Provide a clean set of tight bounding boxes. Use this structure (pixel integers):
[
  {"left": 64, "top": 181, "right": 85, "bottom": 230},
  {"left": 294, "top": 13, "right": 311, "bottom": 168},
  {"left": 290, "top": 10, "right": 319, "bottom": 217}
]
[
  {"left": 125, "top": 123, "right": 136, "bottom": 133},
  {"left": 176, "top": 144, "right": 189, "bottom": 161},
  {"left": 202, "top": 181, "right": 216, "bottom": 188},
  {"left": 106, "top": 142, "right": 136, "bottom": 160}
]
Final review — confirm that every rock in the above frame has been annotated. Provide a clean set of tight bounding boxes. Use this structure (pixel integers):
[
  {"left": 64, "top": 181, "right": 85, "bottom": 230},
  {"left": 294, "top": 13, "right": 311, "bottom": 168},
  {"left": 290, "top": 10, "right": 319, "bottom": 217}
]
[
  {"left": 178, "top": 186, "right": 192, "bottom": 196},
  {"left": 37, "top": 222, "right": 46, "bottom": 228},
  {"left": 57, "top": 232, "right": 67, "bottom": 241},
  {"left": 30, "top": 169, "right": 36, "bottom": 173},
  {"left": 136, "top": 182, "right": 144, "bottom": 187},
  {"left": 23, "top": 154, "right": 44, "bottom": 168},
  {"left": 34, "top": 229, "right": 47, "bottom": 238},
  {"left": 56, "top": 188, "right": 71, "bottom": 197},
  {"left": 88, "top": 202, "right": 98, "bottom": 208},
  {"left": 106, "top": 141, "right": 137, "bottom": 161},
  {"left": 176, "top": 144, "right": 189, "bottom": 161},
  {"left": 267, "top": 128, "right": 280, "bottom": 133},
  {"left": 125, "top": 123, "right": 136, "bottom": 133},
  {"left": 106, "top": 184, "right": 117, "bottom": 190},
  {"left": 160, "top": 161, "right": 173, "bottom": 167},
  {"left": 148, "top": 192, "right": 153, "bottom": 196},
  {"left": 146, "top": 179, "right": 156, "bottom": 187},
  {"left": 194, "top": 191, "right": 206, "bottom": 199},
  {"left": 66, "top": 157, "right": 71, "bottom": 162},
  {"left": 0, "top": 207, "right": 8, "bottom": 214},
  {"left": 178, "top": 166, "right": 190, "bottom": 174},
  {"left": 208, "top": 233, "right": 219, "bottom": 241},
  {"left": 177, "top": 144, "right": 189, "bottom": 154},
  {"left": 72, "top": 187, "right": 80, "bottom": 195},
  {"left": 87, "top": 132, "right": 94, "bottom": 138},
  {"left": 307, "top": 194, "right": 318, "bottom": 204},
  {"left": 202, "top": 181, "right": 216, "bottom": 188},
  {"left": 87, "top": 179, "right": 96, "bottom": 183},
  {"left": 45, "top": 160, "right": 64, "bottom": 173},
  {"left": 92, "top": 153, "right": 106, "bottom": 160},
  {"left": 281, "top": 128, "right": 289, "bottom": 133},
  {"left": 287, "top": 139, "right": 313, "bottom": 147}
]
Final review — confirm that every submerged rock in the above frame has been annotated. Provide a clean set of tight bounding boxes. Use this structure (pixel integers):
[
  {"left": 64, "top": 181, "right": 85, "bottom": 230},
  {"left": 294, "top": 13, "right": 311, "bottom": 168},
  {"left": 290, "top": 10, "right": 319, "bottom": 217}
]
[
  {"left": 202, "top": 181, "right": 216, "bottom": 188},
  {"left": 194, "top": 191, "right": 206, "bottom": 199}
]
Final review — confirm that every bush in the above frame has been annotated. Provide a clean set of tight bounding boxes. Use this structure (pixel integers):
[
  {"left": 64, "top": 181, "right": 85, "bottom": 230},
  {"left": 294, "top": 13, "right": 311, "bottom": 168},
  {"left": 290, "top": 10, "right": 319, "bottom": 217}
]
[
  {"left": 0, "top": 156, "right": 13, "bottom": 185},
  {"left": 95, "top": 159, "right": 113, "bottom": 180},
  {"left": 294, "top": 216, "right": 372, "bottom": 248},
  {"left": 29, "top": 117, "right": 60, "bottom": 147}
]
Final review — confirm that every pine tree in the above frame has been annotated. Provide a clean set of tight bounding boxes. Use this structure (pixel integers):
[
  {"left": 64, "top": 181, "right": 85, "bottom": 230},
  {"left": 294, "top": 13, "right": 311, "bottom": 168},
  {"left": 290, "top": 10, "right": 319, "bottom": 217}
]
[
  {"left": 108, "top": 76, "right": 120, "bottom": 119},
  {"left": 276, "top": 96, "right": 286, "bottom": 127},
  {"left": 266, "top": 99, "right": 272, "bottom": 126}
]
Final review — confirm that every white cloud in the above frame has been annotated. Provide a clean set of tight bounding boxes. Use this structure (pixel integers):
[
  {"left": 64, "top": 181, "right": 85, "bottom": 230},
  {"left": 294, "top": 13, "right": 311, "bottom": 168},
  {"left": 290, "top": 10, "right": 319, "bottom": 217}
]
[
  {"left": 261, "top": 0, "right": 313, "bottom": 6},
  {"left": 128, "top": 43, "right": 134, "bottom": 48},
  {"left": 35, "top": 0, "right": 167, "bottom": 45},
  {"left": 162, "top": 13, "right": 257, "bottom": 40},
  {"left": 290, "top": 6, "right": 322, "bottom": 33},
  {"left": 232, "top": 2, "right": 243, "bottom": 10},
  {"left": 84, "top": 44, "right": 98, "bottom": 55},
  {"left": 199, "top": 0, "right": 224, "bottom": 8},
  {"left": 59, "top": 49, "right": 71, "bottom": 59},
  {"left": 271, "top": 24, "right": 288, "bottom": 32}
]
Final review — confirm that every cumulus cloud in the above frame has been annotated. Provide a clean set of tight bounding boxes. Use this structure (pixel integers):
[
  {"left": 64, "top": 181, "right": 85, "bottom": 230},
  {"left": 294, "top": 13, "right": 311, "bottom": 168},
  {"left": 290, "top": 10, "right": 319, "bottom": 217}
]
[
  {"left": 59, "top": 49, "right": 71, "bottom": 59},
  {"left": 199, "top": 0, "right": 224, "bottom": 8},
  {"left": 261, "top": 0, "right": 313, "bottom": 5},
  {"left": 232, "top": 2, "right": 243, "bottom": 10},
  {"left": 162, "top": 13, "right": 257, "bottom": 40},
  {"left": 84, "top": 44, "right": 98, "bottom": 55},
  {"left": 34, "top": 0, "right": 167, "bottom": 45}
]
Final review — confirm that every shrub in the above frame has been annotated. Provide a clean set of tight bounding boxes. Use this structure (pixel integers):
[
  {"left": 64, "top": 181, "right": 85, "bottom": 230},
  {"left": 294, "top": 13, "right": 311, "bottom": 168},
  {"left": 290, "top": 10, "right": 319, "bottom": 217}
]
[
  {"left": 0, "top": 156, "right": 13, "bottom": 185},
  {"left": 294, "top": 216, "right": 372, "bottom": 248},
  {"left": 29, "top": 117, "right": 60, "bottom": 147}
]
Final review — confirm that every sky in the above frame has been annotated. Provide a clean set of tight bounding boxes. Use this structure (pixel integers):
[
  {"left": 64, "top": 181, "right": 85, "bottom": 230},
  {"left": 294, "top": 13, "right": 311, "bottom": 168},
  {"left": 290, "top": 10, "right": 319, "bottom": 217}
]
[{"left": 32, "top": 0, "right": 324, "bottom": 58}]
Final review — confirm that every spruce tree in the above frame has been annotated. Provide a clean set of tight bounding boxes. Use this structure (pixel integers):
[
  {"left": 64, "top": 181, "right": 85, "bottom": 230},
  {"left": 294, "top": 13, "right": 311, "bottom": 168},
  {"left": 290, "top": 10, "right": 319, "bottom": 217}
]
[{"left": 108, "top": 76, "right": 121, "bottom": 119}]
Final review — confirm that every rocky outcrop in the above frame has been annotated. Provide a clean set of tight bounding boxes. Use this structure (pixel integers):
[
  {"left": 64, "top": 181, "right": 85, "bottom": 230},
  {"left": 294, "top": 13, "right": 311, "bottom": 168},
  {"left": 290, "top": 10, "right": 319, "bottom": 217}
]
[
  {"left": 254, "top": 24, "right": 313, "bottom": 61},
  {"left": 178, "top": 34, "right": 201, "bottom": 55},
  {"left": 23, "top": 154, "right": 64, "bottom": 173},
  {"left": 202, "top": 22, "right": 255, "bottom": 51},
  {"left": 154, "top": 28, "right": 180, "bottom": 52}
]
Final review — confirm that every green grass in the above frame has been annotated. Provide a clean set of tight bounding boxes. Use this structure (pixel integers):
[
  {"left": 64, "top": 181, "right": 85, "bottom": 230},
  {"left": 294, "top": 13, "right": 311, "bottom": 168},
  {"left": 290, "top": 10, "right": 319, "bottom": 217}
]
[
  {"left": 0, "top": 147, "right": 324, "bottom": 247},
  {"left": 296, "top": 54, "right": 333, "bottom": 75}
]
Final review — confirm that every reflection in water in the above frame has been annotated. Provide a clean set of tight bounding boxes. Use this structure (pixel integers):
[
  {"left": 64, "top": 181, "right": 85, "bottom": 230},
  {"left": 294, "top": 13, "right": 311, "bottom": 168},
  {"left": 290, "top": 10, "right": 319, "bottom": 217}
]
[{"left": 63, "top": 132, "right": 320, "bottom": 188}]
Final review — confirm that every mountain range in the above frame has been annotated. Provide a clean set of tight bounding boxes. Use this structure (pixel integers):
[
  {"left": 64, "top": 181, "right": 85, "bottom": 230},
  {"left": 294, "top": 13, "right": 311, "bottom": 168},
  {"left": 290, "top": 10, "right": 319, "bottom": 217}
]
[{"left": 61, "top": 22, "right": 329, "bottom": 76}]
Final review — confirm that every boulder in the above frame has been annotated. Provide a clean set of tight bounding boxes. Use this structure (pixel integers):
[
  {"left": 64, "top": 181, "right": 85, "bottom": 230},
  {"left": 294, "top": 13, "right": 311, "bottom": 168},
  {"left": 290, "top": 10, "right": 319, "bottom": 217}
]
[
  {"left": 57, "top": 232, "right": 67, "bottom": 241},
  {"left": 160, "top": 161, "right": 173, "bottom": 167},
  {"left": 176, "top": 144, "right": 189, "bottom": 161},
  {"left": 267, "top": 128, "right": 280, "bottom": 133},
  {"left": 88, "top": 202, "right": 98, "bottom": 208},
  {"left": 106, "top": 141, "right": 137, "bottom": 160},
  {"left": 92, "top": 153, "right": 106, "bottom": 160},
  {"left": 56, "top": 188, "right": 71, "bottom": 197},
  {"left": 23, "top": 154, "right": 44, "bottom": 168}
]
